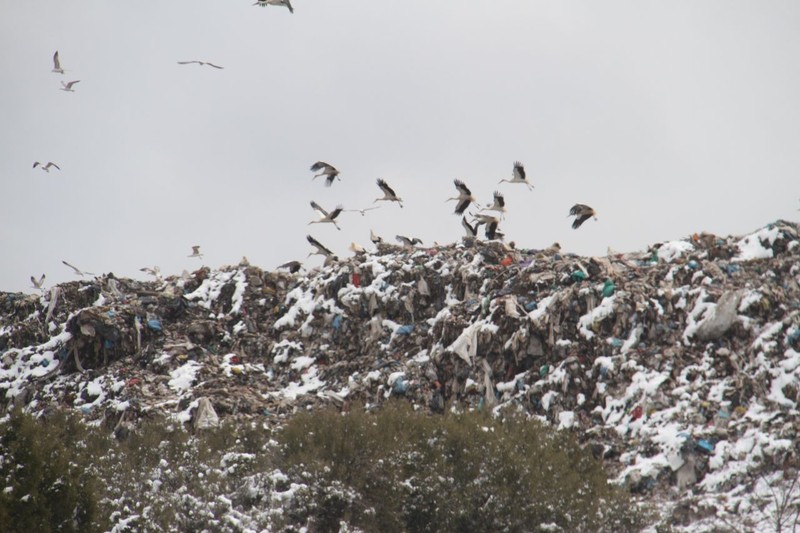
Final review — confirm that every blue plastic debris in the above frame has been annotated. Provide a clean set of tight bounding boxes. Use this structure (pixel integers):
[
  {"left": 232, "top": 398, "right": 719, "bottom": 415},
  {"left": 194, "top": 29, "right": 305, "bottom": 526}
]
[
  {"left": 80, "top": 405, "right": 92, "bottom": 415},
  {"left": 392, "top": 377, "right": 408, "bottom": 395},
  {"left": 147, "top": 319, "right": 162, "bottom": 332},
  {"left": 332, "top": 315, "right": 343, "bottom": 331},
  {"left": 696, "top": 439, "right": 715, "bottom": 453},
  {"left": 107, "top": 310, "right": 116, "bottom": 318},
  {"left": 722, "top": 264, "right": 741, "bottom": 275},
  {"left": 599, "top": 365, "right": 609, "bottom": 378},
  {"left": 687, "top": 260, "right": 700, "bottom": 270},
  {"left": 608, "top": 338, "right": 623, "bottom": 348},
  {"left": 524, "top": 300, "right": 538, "bottom": 312},
  {"left": 395, "top": 325, "right": 414, "bottom": 335},
  {"left": 104, "top": 339, "right": 115, "bottom": 349}
]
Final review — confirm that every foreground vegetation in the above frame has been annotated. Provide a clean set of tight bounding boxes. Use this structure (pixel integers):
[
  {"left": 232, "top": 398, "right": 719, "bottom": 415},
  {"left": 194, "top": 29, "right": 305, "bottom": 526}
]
[{"left": 0, "top": 403, "right": 648, "bottom": 531}]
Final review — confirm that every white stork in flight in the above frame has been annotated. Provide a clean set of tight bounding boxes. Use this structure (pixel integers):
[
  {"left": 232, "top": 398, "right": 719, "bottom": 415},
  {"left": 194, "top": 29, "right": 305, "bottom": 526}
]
[
  {"left": 446, "top": 179, "right": 475, "bottom": 215},
  {"left": 306, "top": 235, "right": 334, "bottom": 259},
  {"left": 461, "top": 216, "right": 480, "bottom": 238},
  {"left": 177, "top": 60, "right": 224, "bottom": 69},
  {"left": 472, "top": 214, "right": 501, "bottom": 240},
  {"left": 498, "top": 161, "right": 533, "bottom": 190},
  {"left": 310, "top": 161, "right": 340, "bottom": 187},
  {"left": 374, "top": 179, "right": 403, "bottom": 208},
  {"left": 33, "top": 161, "right": 60, "bottom": 172},
  {"left": 60, "top": 80, "right": 80, "bottom": 92},
  {"left": 253, "top": 0, "right": 294, "bottom": 13},
  {"left": 52, "top": 51, "right": 64, "bottom": 74},
  {"left": 277, "top": 260, "right": 303, "bottom": 274},
  {"left": 396, "top": 235, "right": 422, "bottom": 251},
  {"left": 568, "top": 204, "right": 597, "bottom": 229},
  {"left": 309, "top": 201, "right": 343, "bottom": 230},
  {"left": 481, "top": 191, "right": 507, "bottom": 218}
]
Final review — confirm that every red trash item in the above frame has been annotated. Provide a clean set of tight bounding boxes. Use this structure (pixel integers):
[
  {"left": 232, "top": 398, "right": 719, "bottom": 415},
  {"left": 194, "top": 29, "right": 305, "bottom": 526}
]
[
  {"left": 126, "top": 377, "right": 140, "bottom": 387},
  {"left": 352, "top": 272, "right": 361, "bottom": 288},
  {"left": 500, "top": 256, "right": 513, "bottom": 267},
  {"left": 631, "top": 405, "right": 643, "bottom": 421}
]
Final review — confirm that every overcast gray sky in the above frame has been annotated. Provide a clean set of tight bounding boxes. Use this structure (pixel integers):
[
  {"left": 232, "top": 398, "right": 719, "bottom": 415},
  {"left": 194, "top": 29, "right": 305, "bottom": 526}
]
[{"left": 2, "top": 1, "right": 798, "bottom": 293}]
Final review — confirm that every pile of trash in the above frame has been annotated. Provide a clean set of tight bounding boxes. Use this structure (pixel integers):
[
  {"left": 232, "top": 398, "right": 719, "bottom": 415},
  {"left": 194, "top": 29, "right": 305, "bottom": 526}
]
[{"left": 1, "top": 220, "right": 799, "bottom": 530}]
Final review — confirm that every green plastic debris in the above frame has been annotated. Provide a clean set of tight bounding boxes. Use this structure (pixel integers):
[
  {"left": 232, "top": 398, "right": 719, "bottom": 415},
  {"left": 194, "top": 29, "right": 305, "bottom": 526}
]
[
  {"left": 571, "top": 270, "right": 588, "bottom": 281},
  {"left": 602, "top": 279, "right": 616, "bottom": 297},
  {"left": 539, "top": 364, "right": 550, "bottom": 378}
]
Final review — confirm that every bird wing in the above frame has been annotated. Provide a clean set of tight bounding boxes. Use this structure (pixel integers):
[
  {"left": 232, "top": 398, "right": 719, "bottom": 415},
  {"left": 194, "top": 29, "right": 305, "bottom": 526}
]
[
  {"left": 310, "top": 201, "right": 329, "bottom": 217},
  {"left": 569, "top": 204, "right": 590, "bottom": 216},
  {"left": 572, "top": 214, "right": 591, "bottom": 229},
  {"left": 31, "top": 276, "right": 40, "bottom": 287},
  {"left": 33, "top": 162, "right": 40, "bottom": 168},
  {"left": 325, "top": 175, "right": 336, "bottom": 187},
  {"left": 286, "top": 0, "right": 294, "bottom": 12},
  {"left": 206, "top": 62, "right": 224, "bottom": 69},
  {"left": 177, "top": 61, "right": 198, "bottom": 65},
  {"left": 192, "top": 246, "right": 201, "bottom": 254},
  {"left": 454, "top": 198, "right": 471, "bottom": 215},
  {"left": 377, "top": 179, "right": 397, "bottom": 197},
  {"left": 47, "top": 162, "right": 60, "bottom": 170},
  {"left": 454, "top": 179, "right": 471, "bottom": 196},
  {"left": 486, "top": 221, "right": 499, "bottom": 240},
  {"left": 462, "top": 216, "right": 476, "bottom": 236},
  {"left": 53, "top": 51, "right": 61, "bottom": 70},
  {"left": 395, "top": 235, "right": 409, "bottom": 245},
  {"left": 494, "top": 191, "right": 505, "bottom": 208},
  {"left": 310, "top": 161, "right": 330, "bottom": 172},
  {"left": 513, "top": 161, "right": 525, "bottom": 181},
  {"left": 62, "top": 260, "right": 82, "bottom": 275},
  {"left": 65, "top": 80, "right": 80, "bottom": 89},
  {"left": 306, "top": 235, "right": 332, "bottom": 255},
  {"left": 329, "top": 206, "right": 343, "bottom": 220}
]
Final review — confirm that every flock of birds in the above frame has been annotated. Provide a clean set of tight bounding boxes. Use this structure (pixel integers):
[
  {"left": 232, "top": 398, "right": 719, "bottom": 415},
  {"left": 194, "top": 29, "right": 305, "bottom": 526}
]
[
  {"left": 274, "top": 159, "right": 599, "bottom": 275},
  {"left": 30, "top": 28, "right": 599, "bottom": 290}
]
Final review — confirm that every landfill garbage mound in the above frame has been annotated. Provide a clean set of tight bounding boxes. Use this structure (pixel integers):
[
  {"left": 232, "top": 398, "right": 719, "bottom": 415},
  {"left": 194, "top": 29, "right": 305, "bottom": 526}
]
[{"left": 2, "top": 220, "right": 800, "bottom": 530}]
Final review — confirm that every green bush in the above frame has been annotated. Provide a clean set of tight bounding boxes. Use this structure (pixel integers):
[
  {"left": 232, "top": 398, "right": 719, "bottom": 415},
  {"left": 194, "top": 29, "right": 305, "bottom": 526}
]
[
  {"left": 0, "top": 409, "right": 99, "bottom": 532},
  {"left": 277, "top": 401, "right": 648, "bottom": 532}
]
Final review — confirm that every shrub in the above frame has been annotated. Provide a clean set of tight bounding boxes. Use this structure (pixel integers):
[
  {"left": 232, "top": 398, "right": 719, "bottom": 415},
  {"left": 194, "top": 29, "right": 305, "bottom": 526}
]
[{"left": 277, "top": 401, "right": 648, "bottom": 532}]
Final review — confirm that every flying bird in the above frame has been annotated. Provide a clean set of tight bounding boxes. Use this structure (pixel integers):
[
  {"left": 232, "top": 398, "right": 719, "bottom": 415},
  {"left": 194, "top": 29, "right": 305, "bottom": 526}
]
[
  {"left": 30, "top": 274, "right": 46, "bottom": 290},
  {"left": 498, "top": 161, "right": 533, "bottom": 190},
  {"left": 277, "top": 260, "right": 303, "bottom": 274},
  {"left": 309, "top": 201, "right": 343, "bottom": 230},
  {"left": 188, "top": 246, "right": 204, "bottom": 258},
  {"left": 140, "top": 266, "right": 161, "bottom": 279},
  {"left": 374, "top": 179, "right": 403, "bottom": 208},
  {"left": 33, "top": 161, "right": 60, "bottom": 172},
  {"left": 462, "top": 216, "right": 480, "bottom": 238},
  {"left": 396, "top": 235, "right": 422, "bottom": 250},
  {"left": 310, "top": 162, "right": 340, "bottom": 187},
  {"left": 345, "top": 206, "right": 381, "bottom": 216},
  {"left": 52, "top": 51, "right": 64, "bottom": 74},
  {"left": 306, "top": 235, "right": 334, "bottom": 258},
  {"left": 481, "top": 191, "right": 507, "bottom": 217},
  {"left": 62, "top": 260, "right": 94, "bottom": 277},
  {"left": 253, "top": 0, "right": 293, "bottom": 13},
  {"left": 446, "top": 179, "right": 476, "bottom": 215},
  {"left": 60, "top": 80, "right": 80, "bottom": 92},
  {"left": 177, "top": 60, "right": 224, "bottom": 69},
  {"left": 473, "top": 214, "right": 501, "bottom": 240},
  {"left": 568, "top": 204, "right": 597, "bottom": 229},
  {"left": 370, "top": 229, "right": 384, "bottom": 245}
]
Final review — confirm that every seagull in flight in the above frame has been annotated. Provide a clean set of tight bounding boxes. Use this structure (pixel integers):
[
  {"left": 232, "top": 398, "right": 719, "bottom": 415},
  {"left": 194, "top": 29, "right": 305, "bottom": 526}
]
[
  {"left": 498, "top": 161, "right": 533, "bottom": 190},
  {"left": 446, "top": 179, "right": 476, "bottom": 215},
  {"left": 253, "top": 0, "right": 293, "bottom": 13},
  {"left": 62, "top": 260, "right": 94, "bottom": 277},
  {"left": 60, "top": 80, "right": 80, "bottom": 92},
  {"left": 345, "top": 206, "right": 381, "bottom": 216},
  {"left": 177, "top": 60, "right": 224, "bottom": 69},
  {"left": 188, "top": 245, "right": 204, "bottom": 258},
  {"left": 310, "top": 161, "right": 340, "bottom": 187},
  {"left": 568, "top": 204, "right": 597, "bottom": 229},
  {"left": 374, "top": 179, "right": 403, "bottom": 208},
  {"left": 309, "top": 201, "right": 343, "bottom": 230},
  {"left": 140, "top": 266, "right": 162, "bottom": 279},
  {"left": 52, "top": 51, "right": 64, "bottom": 74},
  {"left": 33, "top": 162, "right": 60, "bottom": 172},
  {"left": 30, "top": 274, "right": 46, "bottom": 290}
]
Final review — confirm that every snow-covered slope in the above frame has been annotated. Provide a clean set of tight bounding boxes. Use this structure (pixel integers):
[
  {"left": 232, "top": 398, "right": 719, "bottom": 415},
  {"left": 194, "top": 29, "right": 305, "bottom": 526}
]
[{"left": 2, "top": 220, "right": 799, "bottom": 530}]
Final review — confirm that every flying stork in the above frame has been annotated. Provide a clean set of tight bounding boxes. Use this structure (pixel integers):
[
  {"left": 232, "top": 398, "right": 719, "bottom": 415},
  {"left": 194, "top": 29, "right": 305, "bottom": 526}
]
[
  {"left": 374, "top": 179, "right": 403, "bottom": 208},
  {"left": 277, "top": 260, "right": 303, "bottom": 274},
  {"left": 568, "top": 204, "right": 597, "bottom": 229},
  {"left": 396, "top": 235, "right": 422, "bottom": 250},
  {"left": 177, "top": 60, "right": 224, "bottom": 69},
  {"left": 33, "top": 161, "right": 60, "bottom": 172},
  {"left": 481, "top": 191, "right": 507, "bottom": 218},
  {"left": 253, "top": 0, "right": 294, "bottom": 13},
  {"left": 309, "top": 201, "right": 343, "bottom": 230},
  {"left": 310, "top": 161, "right": 340, "bottom": 187},
  {"left": 461, "top": 216, "right": 480, "bottom": 238},
  {"left": 52, "top": 51, "right": 64, "bottom": 74},
  {"left": 60, "top": 80, "right": 80, "bottom": 92},
  {"left": 188, "top": 245, "right": 204, "bottom": 258},
  {"left": 306, "top": 235, "right": 334, "bottom": 258},
  {"left": 446, "top": 179, "right": 475, "bottom": 215},
  {"left": 472, "top": 214, "right": 502, "bottom": 240},
  {"left": 498, "top": 161, "right": 533, "bottom": 190}
]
